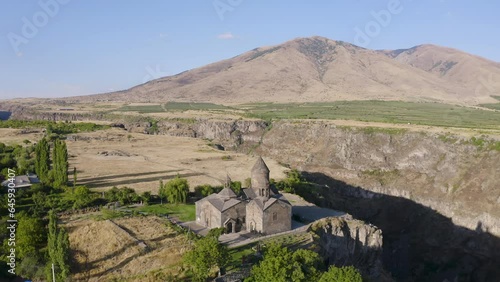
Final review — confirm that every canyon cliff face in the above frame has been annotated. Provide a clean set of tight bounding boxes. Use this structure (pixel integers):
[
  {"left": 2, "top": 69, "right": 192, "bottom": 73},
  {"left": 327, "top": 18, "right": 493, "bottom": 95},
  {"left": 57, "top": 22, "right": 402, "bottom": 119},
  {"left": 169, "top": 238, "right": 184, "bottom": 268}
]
[
  {"left": 258, "top": 121, "right": 499, "bottom": 237},
  {"left": 309, "top": 217, "right": 391, "bottom": 281},
  {"left": 257, "top": 121, "right": 500, "bottom": 281}
]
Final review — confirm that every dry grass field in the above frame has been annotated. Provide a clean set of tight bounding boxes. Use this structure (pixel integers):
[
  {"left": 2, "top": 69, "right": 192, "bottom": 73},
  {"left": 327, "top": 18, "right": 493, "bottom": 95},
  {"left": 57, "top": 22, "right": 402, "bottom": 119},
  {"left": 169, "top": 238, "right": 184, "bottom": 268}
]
[
  {"left": 65, "top": 215, "right": 188, "bottom": 282},
  {"left": 0, "top": 128, "right": 44, "bottom": 145},
  {"left": 67, "top": 128, "right": 287, "bottom": 194}
]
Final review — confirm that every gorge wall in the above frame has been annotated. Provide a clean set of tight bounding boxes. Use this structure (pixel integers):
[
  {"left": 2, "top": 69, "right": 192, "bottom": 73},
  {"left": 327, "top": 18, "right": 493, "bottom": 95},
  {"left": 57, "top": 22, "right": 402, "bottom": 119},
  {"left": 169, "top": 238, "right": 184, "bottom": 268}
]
[
  {"left": 308, "top": 217, "right": 392, "bottom": 281},
  {"left": 257, "top": 121, "right": 500, "bottom": 281}
]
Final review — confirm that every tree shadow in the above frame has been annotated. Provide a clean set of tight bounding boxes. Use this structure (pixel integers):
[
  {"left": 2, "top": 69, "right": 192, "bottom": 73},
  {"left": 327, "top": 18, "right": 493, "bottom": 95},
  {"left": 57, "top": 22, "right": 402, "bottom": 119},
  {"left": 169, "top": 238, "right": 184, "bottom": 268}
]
[
  {"left": 301, "top": 171, "right": 500, "bottom": 282},
  {"left": 83, "top": 172, "right": 202, "bottom": 188},
  {"left": 78, "top": 169, "right": 183, "bottom": 184}
]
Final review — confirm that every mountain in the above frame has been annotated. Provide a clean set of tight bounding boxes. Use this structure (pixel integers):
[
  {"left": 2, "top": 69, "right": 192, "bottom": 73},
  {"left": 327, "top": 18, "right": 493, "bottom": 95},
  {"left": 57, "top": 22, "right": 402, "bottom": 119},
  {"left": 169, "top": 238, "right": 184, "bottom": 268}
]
[
  {"left": 71, "top": 36, "right": 500, "bottom": 106},
  {"left": 382, "top": 44, "right": 500, "bottom": 102}
]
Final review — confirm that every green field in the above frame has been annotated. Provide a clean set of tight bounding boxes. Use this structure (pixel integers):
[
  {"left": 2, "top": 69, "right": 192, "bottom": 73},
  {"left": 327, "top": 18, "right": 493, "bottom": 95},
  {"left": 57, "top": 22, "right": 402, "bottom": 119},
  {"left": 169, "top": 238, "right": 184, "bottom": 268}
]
[
  {"left": 479, "top": 103, "right": 500, "bottom": 110},
  {"left": 116, "top": 104, "right": 165, "bottom": 113},
  {"left": 116, "top": 102, "right": 229, "bottom": 113},
  {"left": 115, "top": 100, "right": 500, "bottom": 129},
  {"left": 136, "top": 203, "right": 195, "bottom": 221},
  {"left": 163, "top": 102, "right": 228, "bottom": 111},
  {"left": 479, "top": 95, "right": 500, "bottom": 111},
  {"left": 242, "top": 101, "right": 500, "bottom": 129}
]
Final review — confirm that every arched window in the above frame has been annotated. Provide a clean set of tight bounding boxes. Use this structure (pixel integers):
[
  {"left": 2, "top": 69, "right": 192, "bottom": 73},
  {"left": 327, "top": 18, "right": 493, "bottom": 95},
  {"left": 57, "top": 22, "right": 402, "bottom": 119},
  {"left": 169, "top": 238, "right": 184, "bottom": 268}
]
[{"left": 273, "top": 212, "right": 277, "bottom": 221}]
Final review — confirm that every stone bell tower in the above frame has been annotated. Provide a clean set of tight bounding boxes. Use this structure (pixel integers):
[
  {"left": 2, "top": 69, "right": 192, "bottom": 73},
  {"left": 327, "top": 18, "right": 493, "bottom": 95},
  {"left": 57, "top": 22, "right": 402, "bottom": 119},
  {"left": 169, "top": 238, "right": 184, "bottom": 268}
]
[{"left": 251, "top": 157, "right": 270, "bottom": 198}]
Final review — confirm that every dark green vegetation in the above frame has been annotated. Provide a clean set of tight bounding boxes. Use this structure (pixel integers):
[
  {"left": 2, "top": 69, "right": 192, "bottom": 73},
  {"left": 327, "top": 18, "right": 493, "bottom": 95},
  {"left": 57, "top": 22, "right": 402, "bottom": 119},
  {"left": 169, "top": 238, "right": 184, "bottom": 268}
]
[
  {"left": 0, "top": 142, "right": 35, "bottom": 177},
  {"left": 164, "top": 102, "right": 228, "bottom": 111},
  {"left": 243, "top": 101, "right": 500, "bottom": 129},
  {"left": 159, "top": 176, "right": 190, "bottom": 204},
  {"left": 180, "top": 227, "right": 363, "bottom": 282},
  {"left": 0, "top": 139, "right": 119, "bottom": 281},
  {"left": 0, "top": 120, "right": 109, "bottom": 134},
  {"left": 116, "top": 102, "right": 228, "bottom": 113},
  {"left": 51, "top": 140, "right": 68, "bottom": 188},
  {"left": 272, "top": 170, "right": 322, "bottom": 206},
  {"left": 115, "top": 100, "right": 500, "bottom": 129},
  {"left": 194, "top": 180, "right": 242, "bottom": 198},
  {"left": 183, "top": 230, "right": 228, "bottom": 281},
  {"left": 46, "top": 210, "right": 70, "bottom": 282},
  {"left": 245, "top": 243, "right": 362, "bottom": 282},
  {"left": 117, "top": 104, "right": 165, "bottom": 113},
  {"left": 34, "top": 139, "right": 50, "bottom": 183}
]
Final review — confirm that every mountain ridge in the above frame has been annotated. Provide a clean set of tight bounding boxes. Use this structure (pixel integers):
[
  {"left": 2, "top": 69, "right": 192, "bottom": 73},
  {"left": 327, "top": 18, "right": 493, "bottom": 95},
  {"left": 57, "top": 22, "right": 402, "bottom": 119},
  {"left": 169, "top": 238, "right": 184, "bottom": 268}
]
[{"left": 66, "top": 36, "right": 500, "bottom": 106}]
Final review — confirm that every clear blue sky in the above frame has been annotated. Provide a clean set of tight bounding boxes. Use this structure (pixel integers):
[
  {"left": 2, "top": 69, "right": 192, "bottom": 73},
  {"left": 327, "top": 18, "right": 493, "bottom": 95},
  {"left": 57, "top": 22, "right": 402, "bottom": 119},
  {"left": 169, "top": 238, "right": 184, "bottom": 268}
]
[{"left": 1, "top": 0, "right": 499, "bottom": 99}]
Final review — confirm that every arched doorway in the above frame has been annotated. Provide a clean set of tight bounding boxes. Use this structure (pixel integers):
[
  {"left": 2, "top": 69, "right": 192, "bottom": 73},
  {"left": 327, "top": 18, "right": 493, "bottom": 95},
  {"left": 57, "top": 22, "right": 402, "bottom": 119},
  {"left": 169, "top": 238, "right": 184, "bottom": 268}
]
[{"left": 226, "top": 222, "right": 233, "bottom": 234}]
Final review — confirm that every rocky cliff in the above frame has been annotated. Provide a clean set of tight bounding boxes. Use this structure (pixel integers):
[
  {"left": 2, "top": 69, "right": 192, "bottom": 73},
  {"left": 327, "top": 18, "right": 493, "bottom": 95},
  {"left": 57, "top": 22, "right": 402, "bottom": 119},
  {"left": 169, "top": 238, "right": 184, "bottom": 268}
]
[
  {"left": 258, "top": 120, "right": 499, "bottom": 237},
  {"left": 257, "top": 120, "right": 500, "bottom": 281},
  {"left": 309, "top": 217, "right": 391, "bottom": 281}
]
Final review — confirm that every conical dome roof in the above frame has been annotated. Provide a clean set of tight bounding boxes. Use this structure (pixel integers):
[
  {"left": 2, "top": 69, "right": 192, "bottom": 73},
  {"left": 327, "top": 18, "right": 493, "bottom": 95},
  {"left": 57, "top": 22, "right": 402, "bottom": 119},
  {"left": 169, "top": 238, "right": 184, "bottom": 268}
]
[{"left": 252, "top": 157, "right": 269, "bottom": 173}]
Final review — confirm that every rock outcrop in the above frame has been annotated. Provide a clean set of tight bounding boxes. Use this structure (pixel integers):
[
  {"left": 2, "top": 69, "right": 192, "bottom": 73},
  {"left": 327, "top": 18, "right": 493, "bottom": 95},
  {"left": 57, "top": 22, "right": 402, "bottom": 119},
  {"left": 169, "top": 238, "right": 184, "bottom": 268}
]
[{"left": 309, "top": 217, "right": 391, "bottom": 281}]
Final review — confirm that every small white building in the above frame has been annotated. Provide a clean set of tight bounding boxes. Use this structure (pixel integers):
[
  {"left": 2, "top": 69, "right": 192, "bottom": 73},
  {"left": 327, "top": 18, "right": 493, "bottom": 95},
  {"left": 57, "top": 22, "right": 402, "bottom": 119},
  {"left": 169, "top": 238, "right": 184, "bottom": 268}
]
[{"left": 1, "top": 173, "right": 40, "bottom": 189}]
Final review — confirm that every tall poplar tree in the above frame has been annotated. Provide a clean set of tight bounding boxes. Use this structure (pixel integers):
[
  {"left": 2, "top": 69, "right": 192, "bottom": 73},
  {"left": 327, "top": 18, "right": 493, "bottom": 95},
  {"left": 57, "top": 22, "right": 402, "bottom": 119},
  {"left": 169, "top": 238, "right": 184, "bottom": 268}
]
[
  {"left": 52, "top": 140, "right": 68, "bottom": 188},
  {"left": 35, "top": 138, "right": 50, "bottom": 183},
  {"left": 46, "top": 210, "right": 70, "bottom": 282}
]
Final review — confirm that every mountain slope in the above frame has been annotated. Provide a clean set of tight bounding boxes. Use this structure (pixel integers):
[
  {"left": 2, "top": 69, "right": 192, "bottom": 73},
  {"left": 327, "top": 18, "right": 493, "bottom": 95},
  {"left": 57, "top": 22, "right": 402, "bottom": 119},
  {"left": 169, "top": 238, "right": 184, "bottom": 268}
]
[
  {"left": 71, "top": 36, "right": 500, "bottom": 106},
  {"left": 382, "top": 44, "right": 500, "bottom": 103}
]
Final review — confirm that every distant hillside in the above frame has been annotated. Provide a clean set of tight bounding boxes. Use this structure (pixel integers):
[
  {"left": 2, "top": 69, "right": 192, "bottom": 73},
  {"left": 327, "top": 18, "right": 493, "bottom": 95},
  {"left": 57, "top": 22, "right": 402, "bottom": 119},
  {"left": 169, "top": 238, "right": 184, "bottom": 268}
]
[{"left": 68, "top": 36, "right": 500, "bottom": 106}]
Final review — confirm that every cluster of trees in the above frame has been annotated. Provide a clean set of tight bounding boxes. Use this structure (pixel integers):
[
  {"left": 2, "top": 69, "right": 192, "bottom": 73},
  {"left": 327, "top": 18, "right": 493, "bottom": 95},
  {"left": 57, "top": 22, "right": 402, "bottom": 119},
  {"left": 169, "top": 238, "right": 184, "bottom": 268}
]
[
  {"left": 183, "top": 228, "right": 228, "bottom": 281},
  {"left": 0, "top": 120, "right": 109, "bottom": 135},
  {"left": 52, "top": 139, "right": 68, "bottom": 188},
  {"left": 273, "top": 169, "right": 305, "bottom": 193},
  {"left": 104, "top": 186, "right": 153, "bottom": 205},
  {"left": 0, "top": 142, "right": 35, "bottom": 177},
  {"left": 1, "top": 212, "right": 46, "bottom": 279},
  {"left": 182, "top": 236, "right": 363, "bottom": 282},
  {"left": 0, "top": 136, "right": 90, "bottom": 281},
  {"left": 246, "top": 243, "right": 362, "bottom": 282},
  {"left": 272, "top": 169, "right": 321, "bottom": 205},
  {"left": 46, "top": 210, "right": 70, "bottom": 281},
  {"left": 159, "top": 176, "right": 189, "bottom": 204},
  {"left": 35, "top": 138, "right": 69, "bottom": 188},
  {"left": 194, "top": 180, "right": 242, "bottom": 198},
  {"left": 34, "top": 138, "right": 50, "bottom": 183}
]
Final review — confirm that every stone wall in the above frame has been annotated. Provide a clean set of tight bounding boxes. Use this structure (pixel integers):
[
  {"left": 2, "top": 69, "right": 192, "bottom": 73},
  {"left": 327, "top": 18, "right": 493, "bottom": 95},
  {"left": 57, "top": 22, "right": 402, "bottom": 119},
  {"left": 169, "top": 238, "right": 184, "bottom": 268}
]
[
  {"left": 221, "top": 202, "right": 246, "bottom": 232},
  {"left": 262, "top": 201, "right": 292, "bottom": 235},
  {"left": 246, "top": 201, "right": 263, "bottom": 232}
]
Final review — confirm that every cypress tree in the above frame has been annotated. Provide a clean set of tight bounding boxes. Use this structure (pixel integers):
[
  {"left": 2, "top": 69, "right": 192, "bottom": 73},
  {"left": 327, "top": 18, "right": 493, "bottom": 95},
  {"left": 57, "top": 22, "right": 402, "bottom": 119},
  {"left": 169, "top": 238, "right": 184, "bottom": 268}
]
[
  {"left": 46, "top": 210, "right": 70, "bottom": 281},
  {"left": 52, "top": 140, "right": 68, "bottom": 188},
  {"left": 35, "top": 138, "right": 50, "bottom": 183}
]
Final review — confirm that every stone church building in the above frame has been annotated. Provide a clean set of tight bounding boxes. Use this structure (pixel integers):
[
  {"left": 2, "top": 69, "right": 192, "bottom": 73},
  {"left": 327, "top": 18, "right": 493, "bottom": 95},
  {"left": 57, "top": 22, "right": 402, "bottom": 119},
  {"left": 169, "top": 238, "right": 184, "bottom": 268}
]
[{"left": 195, "top": 157, "right": 292, "bottom": 235}]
